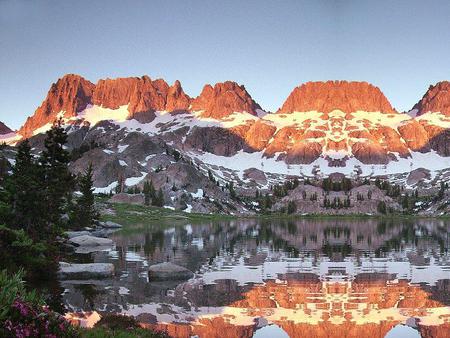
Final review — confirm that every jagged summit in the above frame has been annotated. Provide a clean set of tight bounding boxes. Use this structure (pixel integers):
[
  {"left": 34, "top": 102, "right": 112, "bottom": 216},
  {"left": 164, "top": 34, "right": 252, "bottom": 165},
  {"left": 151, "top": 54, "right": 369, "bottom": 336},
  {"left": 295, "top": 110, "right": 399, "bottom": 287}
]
[
  {"left": 191, "top": 81, "right": 262, "bottom": 119},
  {"left": 18, "top": 74, "right": 192, "bottom": 138},
  {"left": 278, "top": 81, "right": 395, "bottom": 114},
  {"left": 413, "top": 81, "right": 450, "bottom": 116},
  {"left": 19, "top": 74, "right": 95, "bottom": 137}
]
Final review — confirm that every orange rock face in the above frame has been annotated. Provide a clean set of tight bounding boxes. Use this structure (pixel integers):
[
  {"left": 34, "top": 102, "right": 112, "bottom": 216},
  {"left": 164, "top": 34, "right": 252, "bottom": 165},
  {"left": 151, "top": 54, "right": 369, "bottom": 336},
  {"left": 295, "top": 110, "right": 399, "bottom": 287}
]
[
  {"left": 397, "top": 120, "right": 430, "bottom": 152},
  {"left": 19, "top": 74, "right": 95, "bottom": 137},
  {"left": 19, "top": 74, "right": 191, "bottom": 137},
  {"left": 93, "top": 76, "right": 191, "bottom": 118},
  {"left": 414, "top": 81, "right": 450, "bottom": 116},
  {"left": 244, "top": 121, "right": 276, "bottom": 151},
  {"left": 191, "top": 81, "right": 261, "bottom": 118},
  {"left": 279, "top": 81, "right": 395, "bottom": 114}
]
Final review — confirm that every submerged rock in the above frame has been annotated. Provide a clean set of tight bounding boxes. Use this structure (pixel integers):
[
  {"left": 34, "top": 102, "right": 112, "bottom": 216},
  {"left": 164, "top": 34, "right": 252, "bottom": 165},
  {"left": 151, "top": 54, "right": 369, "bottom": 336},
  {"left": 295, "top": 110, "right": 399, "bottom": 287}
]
[
  {"left": 68, "top": 235, "right": 113, "bottom": 247},
  {"left": 58, "top": 262, "right": 114, "bottom": 280},
  {"left": 148, "top": 262, "right": 194, "bottom": 281}
]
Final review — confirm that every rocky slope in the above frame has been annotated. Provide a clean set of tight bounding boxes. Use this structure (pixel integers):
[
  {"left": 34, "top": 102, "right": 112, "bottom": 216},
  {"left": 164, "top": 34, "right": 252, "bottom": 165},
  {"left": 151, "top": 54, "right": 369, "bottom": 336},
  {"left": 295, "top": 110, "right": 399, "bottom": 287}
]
[
  {"left": 2, "top": 74, "right": 450, "bottom": 214},
  {"left": 0, "top": 122, "right": 12, "bottom": 135},
  {"left": 413, "top": 81, "right": 450, "bottom": 116}
]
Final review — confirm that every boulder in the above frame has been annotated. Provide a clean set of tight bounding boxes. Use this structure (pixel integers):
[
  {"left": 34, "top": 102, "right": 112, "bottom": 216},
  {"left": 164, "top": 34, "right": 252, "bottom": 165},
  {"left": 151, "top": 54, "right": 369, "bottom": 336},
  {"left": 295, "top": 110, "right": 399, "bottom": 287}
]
[
  {"left": 407, "top": 168, "right": 431, "bottom": 186},
  {"left": 100, "top": 221, "right": 123, "bottom": 229},
  {"left": 148, "top": 262, "right": 194, "bottom": 281},
  {"left": 68, "top": 235, "right": 113, "bottom": 247},
  {"left": 58, "top": 262, "right": 114, "bottom": 280},
  {"left": 65, "top": 231, "right": 91, "bottom": 239}
]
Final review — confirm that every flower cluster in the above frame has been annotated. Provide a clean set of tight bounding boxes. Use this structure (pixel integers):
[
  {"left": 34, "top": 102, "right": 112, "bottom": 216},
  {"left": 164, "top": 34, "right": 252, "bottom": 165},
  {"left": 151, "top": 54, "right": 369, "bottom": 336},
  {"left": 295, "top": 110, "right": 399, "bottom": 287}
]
[{"left": 2, "top": 297, "right": 76, "bottom": 338}]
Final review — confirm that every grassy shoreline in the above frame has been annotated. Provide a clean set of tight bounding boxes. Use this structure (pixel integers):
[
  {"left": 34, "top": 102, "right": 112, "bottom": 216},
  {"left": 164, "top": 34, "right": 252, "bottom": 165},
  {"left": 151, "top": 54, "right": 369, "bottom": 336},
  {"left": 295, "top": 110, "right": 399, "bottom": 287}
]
[{"left": 98, "top": 198, "right": 450, "bottom": 229}]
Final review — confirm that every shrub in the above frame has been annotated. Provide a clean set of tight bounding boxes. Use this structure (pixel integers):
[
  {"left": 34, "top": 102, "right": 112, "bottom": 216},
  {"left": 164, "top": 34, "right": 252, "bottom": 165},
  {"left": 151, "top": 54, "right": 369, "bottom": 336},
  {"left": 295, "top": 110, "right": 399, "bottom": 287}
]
[
  {"left": 0, "top": 270, "right": 76, "bottom": 337},
  {"left": 0, "top": 224, "right": 51, "bottom": 277}
]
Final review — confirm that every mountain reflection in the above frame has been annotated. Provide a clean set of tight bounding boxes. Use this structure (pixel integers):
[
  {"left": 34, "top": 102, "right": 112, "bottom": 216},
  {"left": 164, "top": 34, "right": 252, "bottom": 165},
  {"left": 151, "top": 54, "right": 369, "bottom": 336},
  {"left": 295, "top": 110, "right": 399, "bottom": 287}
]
[{"left": 63, "top": 219, "right": 450, "bottom": 338}]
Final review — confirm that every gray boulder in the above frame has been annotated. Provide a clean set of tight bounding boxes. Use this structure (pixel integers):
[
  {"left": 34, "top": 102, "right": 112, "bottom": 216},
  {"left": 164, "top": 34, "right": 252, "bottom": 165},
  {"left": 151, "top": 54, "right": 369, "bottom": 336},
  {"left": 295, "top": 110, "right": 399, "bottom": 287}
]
[
  {"left": 65, "top": 231, "right": 91, "bottom": 239},
  {"left": 58, "top": 262, "right": 114, "bottom": 280},
  {"left": 68, "top": 235, "right": 113, "bottom": 247},
  {"left": 148, "top": 262, "right": 194, "bottom": 281},
  {"left": 101, "top": 221, "right": 123, "bottom": 229}
]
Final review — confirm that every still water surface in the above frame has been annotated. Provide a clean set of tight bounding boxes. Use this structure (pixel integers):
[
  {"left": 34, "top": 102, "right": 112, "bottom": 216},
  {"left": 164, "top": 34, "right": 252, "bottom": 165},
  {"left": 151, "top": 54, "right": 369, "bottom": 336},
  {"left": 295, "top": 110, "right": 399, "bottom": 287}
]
[{"left": 63, "top": 218, "right": 450, "bottom": 338}]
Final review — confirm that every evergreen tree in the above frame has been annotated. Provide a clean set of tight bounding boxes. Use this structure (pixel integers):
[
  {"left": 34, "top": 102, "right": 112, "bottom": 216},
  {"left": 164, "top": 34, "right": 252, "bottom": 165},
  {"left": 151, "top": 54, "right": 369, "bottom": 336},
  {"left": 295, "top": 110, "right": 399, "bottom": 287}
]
[
  {"left": 377, "top": 201, "right": 387, "bottom": 214},
  {"left": 39, "top": 119, "right": 74, "bottom": 231},
  {"left": 287, "top": 201, "right": 296, "bottom": 214},
  {"left": 143, "top": 180, "right": 155, "bottom": 206},
  {"left": 153, "top": 188, "right": 164, "bottom": 207},
  {"left": 8, "top": 139, "right": 45, "bottom": 237},
  {"left": 73, "top": 163, "right": 98, "bottom": 229}
]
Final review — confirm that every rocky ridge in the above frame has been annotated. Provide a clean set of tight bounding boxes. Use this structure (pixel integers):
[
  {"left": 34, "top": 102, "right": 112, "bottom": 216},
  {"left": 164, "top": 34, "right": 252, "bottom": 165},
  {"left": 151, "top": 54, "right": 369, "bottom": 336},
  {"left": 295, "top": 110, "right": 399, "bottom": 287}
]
[{"left": 1, "top": 74, "right": 450, "bottom": 214}]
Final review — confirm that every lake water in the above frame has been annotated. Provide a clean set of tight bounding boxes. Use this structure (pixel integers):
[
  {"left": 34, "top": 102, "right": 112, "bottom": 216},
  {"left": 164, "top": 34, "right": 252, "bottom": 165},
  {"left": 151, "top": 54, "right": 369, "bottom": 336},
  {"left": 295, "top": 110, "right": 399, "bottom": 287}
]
[{"left": 63, "top": 218, "right": 450, "bottom": 338}]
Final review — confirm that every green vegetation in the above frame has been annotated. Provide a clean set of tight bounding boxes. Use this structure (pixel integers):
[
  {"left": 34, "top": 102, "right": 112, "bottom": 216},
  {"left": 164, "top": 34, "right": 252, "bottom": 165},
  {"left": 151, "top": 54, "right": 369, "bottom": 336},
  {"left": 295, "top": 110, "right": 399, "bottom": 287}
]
[
  {"left": 71, "top": 163, "right": 99, "bottom": 229},
  {"left": 79, "top": 314, "right": 169, "bottom": 338},
  {"left": 0, "top": 269, "right": 77, "bottom": 337}
]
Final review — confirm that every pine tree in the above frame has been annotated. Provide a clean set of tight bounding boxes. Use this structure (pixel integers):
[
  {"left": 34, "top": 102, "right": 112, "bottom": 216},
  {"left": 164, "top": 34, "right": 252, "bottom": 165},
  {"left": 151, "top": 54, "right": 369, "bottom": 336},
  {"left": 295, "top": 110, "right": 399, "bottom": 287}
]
[
  {"left": 8, "top": 139, "right": 45, "bottom": 237},
  {"left": 153, "top": 188, "right": 164, "bottom": 207},
  {"left": 73, "top": 163, "right": 98, "bottom": 229},
  {"left": 39, "top": 119, "right": 74, "bottom": 231},
  {"left": 143, "top": 180, "right": 155, "bottom": 206}
]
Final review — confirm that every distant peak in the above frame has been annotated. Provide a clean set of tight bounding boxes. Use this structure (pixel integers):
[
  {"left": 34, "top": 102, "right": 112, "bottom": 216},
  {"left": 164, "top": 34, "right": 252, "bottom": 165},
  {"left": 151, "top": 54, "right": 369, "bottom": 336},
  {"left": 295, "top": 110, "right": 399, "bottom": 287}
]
[
  {"left": 191, "top": 81, "right": 262, "bottom": 118},
  {"left": 278, "top": 81, "right": 395, "bottom": 114},
  {"left": 413, "top": 81, "right": 450, "bottom": 116}
]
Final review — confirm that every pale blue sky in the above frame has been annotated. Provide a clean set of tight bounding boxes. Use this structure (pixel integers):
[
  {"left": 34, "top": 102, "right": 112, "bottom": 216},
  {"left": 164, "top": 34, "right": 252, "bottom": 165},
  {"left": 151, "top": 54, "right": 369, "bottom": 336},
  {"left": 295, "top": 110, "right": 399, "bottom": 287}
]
[{"left": 1, "top": 0, "right": 450, "bottom": 129}]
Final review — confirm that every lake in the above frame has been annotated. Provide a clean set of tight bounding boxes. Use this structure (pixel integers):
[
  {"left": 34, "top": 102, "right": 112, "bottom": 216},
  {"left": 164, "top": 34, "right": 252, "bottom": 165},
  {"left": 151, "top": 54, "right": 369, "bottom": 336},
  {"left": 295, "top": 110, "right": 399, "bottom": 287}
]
[{"left": 62, "top": 218, "right": 450, "bottom": 338}]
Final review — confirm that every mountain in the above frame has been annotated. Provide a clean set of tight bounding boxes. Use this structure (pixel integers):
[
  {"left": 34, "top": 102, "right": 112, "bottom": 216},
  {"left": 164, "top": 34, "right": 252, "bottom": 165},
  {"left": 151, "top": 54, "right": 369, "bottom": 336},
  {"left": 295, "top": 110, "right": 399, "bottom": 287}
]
[
  {"left": 0, "top": 122, "right": 12, "bottom": 135},
  {"left": 278, "top": 81, "right": 395, "bottom": 114},
  {"left": 19, "top": 74, "right": 191, "bottom": 138},
  {"left": 412, "top": 81, "right": 450, "bottom": 116},
  {"left": 3, "top": 74, "right": 450, "bottom": 214},
  {"left": 191, "top": 81, "right": 262, "bottom": 119}
]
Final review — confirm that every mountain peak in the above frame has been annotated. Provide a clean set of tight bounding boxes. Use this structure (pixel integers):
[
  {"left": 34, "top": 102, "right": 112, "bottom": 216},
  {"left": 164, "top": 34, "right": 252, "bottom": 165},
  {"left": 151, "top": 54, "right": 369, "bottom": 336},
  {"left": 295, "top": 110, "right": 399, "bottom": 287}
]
[
  {"left": 413, "top": 81, "right": 450, "bottom": 116},
  {"left": 18, "top": 74, "right": 95, "bottom": 137},
  {"left": 191, "top": 81, "right": 262, "bottom": 118},
  {"left": 278, "top": 80, "right": 395, "bottom": 114},
  {"left": 0, "top": 121, "right": 13, "bottom": 135}
]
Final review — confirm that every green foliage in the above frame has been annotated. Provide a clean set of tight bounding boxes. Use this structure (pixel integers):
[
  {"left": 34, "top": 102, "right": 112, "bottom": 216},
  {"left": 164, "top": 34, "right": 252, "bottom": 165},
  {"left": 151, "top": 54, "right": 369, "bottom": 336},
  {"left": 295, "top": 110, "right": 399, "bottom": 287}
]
[
  {"left": 39, "top": 119, "right": 74, "bottom": 232},
  {"left": 143, "top": 181, "right": 155, "bottom": 206},
  {"left": 0, "top": 269, "right": 42, "bottom": 323},
  {"left": 287, "top": 201, "right": 296, "bottom": 214},
  {"left": 0, "top": 224, "right": 51, "bottom": 277},
  {"left": 377, "top": 201, "right": 387, "bottom": 214},
  {"left": 322, "top": 177, "right": 352, "bottom": 192},
  {"left": 6, "top": 139, "right": 46, "bottom": 237},
  {"left": 72, "top": 163, "right": 99, "bottom": 229},
  {"left": 80, "top": 314, "right": 170, "bottom": 338},
  {"left": 0, "top": 270, "right": 76, "bottom": 337},
  {"left": 143, "top": 181, "right": 164, "bottom": 207}
]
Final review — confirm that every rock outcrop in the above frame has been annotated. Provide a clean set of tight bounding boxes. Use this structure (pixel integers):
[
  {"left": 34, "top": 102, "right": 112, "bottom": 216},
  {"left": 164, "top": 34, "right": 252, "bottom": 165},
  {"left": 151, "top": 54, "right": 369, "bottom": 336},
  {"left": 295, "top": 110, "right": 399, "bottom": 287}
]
[
  {"left": 58, "top": 262, "right": 114, "bottom": 280},
  {"left": 413, "top": 81, "right": 450, "bottom": 116},
  {"left": 191, "top": 81, "right": 262, "bottom": 118},
  {"left": 19, "top": 75, "right": 191, "bottom": 137},
  {"left": 279, "top": 81, "right": 395, "bottom": 113},
  {"left": 148, "top": 262, "right": 194, "bottom": 281},
  {"left": 19, "top": 74, "right": 95, "bottom": 137}
]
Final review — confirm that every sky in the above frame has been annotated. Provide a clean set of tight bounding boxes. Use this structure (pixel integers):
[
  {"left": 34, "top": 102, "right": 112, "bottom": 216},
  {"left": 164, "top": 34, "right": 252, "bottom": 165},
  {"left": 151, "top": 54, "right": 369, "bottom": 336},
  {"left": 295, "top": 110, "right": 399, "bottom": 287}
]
[{"left": 1, "top": 0, "right": 450, "bottom": 129}]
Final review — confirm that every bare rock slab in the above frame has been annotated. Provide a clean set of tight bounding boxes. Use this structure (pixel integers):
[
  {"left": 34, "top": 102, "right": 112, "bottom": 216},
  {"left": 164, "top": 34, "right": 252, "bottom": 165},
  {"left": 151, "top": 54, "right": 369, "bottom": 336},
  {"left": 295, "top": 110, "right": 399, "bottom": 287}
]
[
  {"left": 148, "top": 262, "right": 194, "bottom": 281},
  {"left": 59, "top": 262, "right": 114, "bottom": 280},
  {"left": 68, "top": 235, "right": 113, "bottom": 247},
  {"left": 65, "top": 231, "right": 91, "bottom": 239}
]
